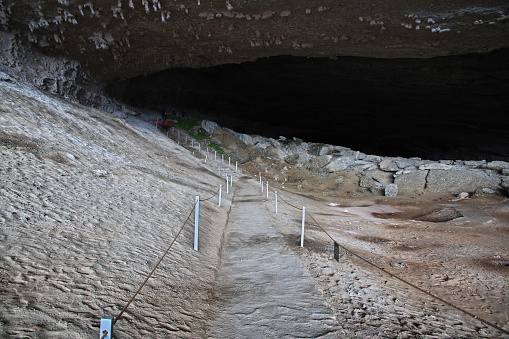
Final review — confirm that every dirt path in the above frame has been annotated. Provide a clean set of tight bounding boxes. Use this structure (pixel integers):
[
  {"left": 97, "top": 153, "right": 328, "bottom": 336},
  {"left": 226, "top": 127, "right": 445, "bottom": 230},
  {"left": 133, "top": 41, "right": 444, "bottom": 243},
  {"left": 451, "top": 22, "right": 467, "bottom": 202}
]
[{"left": 207, "top": 178, "right": 340, "bottom": 338}]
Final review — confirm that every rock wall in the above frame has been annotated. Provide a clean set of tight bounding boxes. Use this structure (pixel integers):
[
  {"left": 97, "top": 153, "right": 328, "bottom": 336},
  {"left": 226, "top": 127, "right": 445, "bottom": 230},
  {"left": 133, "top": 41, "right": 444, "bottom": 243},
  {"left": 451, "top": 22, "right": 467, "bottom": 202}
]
[
  {"left": 204, "top": 121, "right": 509, "bottom": 196},
  {"left": 1, "top": 0, "right": 508, "bottom": 82}
]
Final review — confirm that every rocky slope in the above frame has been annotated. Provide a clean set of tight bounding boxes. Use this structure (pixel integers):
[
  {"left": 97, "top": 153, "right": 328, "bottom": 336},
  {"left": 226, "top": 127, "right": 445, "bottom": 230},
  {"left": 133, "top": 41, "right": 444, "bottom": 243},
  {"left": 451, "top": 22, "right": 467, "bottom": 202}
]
[{"left": 205, "top": 121, "right": 509, "bottom": 197}]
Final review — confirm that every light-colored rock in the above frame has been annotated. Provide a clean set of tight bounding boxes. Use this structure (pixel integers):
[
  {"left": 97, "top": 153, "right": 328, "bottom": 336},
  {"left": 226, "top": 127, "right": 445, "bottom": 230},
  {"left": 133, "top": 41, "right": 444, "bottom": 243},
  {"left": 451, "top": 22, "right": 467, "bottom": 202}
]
[
  {"left": 425, "top": 169, "right": 500, "bottom": 194},
  {"left": 379, "top": 158, "right": 399, "bottom": 172},
  {"left": 385, "top": 184, "right": 398, "bottom": 197},
  {"left": 326, "top": 155, "right": 356, "bottom": 172},
  {"left": 457, "top": 192, "right": 470, "bottom": 199},
  {"left": 482, "top": 188, "right": 497, "bottom": 195},
  {"left": 486, "top": 161, "right": 509, "bottom": 171},
  {"left": 394, "top": 170, "right": 428, "bottom": 195},
  {"left": 419, "top": 163, "right": 454, "bottom": 170}
]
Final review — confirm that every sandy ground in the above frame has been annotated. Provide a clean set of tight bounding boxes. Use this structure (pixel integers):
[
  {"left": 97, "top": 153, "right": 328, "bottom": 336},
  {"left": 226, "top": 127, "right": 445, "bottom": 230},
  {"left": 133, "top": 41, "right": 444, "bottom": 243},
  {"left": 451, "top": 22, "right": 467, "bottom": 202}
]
[
  {"left": 253, "top": 179, "right": 509, "bottom": 338},
  {"left": 1, "top": 77, "right": 508, "bottom": 338}
]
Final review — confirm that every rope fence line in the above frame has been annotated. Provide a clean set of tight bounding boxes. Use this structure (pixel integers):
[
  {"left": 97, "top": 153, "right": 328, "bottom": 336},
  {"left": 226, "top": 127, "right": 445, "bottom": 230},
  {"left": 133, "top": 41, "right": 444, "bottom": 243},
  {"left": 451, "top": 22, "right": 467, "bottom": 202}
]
[
  {"left": 199, "top": 187, "right": 221, "bottom": 202},
  {"left": 113, "top": 198, "right": 199, "bottom": 326},
  {"left": 100, "top": 179, "right": 237, "bottom": 337},
  {"left": 261, "top": 180, "right": 509, "bottom": 336}
]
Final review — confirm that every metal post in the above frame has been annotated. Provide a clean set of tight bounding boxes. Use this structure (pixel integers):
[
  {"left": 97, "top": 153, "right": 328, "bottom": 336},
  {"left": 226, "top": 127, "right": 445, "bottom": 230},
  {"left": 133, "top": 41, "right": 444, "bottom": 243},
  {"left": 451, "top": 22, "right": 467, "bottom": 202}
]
[
  {"left": 228, "top": 157, "right": 231, "bottom": 166},
  {"left": 301, "top": 207, "right": 305, "bottom": 247},
  {"left": 199, "top": 143, "right": 201, "bottom": 152},
  {"left": 259, "top": 173, "right": 262, "bottom": 186},
  {"left": 261, "top": 180, "right": 264, "bottom": 193},
  {"left": 222, "top": 154, "right": 224, "bottom": 162},
  {"left": 219, "top": 184, "right": 222, "bottom": 207},
  {"left": 194, "top": 196, "right": 199, "bottom": 251},
  {"left": 235, "top": 161, "right": 238, "bottom": 171},
  {"left": 192, "top": 139, "right": 194, "bottom": 147},
  {"left": 275, "top": 191, "right": 278, "bottom": 214},
  {"left": 226, "top": 176, "right": 229, "bottom": 193},
  {"left": 266, "top": 181, "right": 269, "bottom": 199},
  {"left": 204, "top": 155, "right": 207, "bottom": 163},
  {"left": 230, "top": 175, "right": 233, "bottom": 187}
]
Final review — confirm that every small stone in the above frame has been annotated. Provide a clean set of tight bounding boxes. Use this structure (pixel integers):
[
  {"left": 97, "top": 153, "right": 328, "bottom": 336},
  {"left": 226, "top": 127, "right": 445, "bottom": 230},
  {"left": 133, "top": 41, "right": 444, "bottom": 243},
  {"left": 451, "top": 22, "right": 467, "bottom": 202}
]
[
  {"left": 280, "top": 10, "right": 291, "bottom": 18},
  {"left": 385, "top": 184, "right": 398, "bottom": 197},
  {"left": 457, "top": 192, "right": 469, "bottom": 199},
  {"left": 482, "top": 188, "right": 497, "bottom": 195}
]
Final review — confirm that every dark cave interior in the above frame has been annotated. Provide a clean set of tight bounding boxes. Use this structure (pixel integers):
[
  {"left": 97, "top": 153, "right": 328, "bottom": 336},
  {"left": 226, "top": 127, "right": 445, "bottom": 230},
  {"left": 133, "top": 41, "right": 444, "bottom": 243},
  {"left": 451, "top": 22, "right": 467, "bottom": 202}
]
[{"left": 109, "top": 48, "right": 509, "bottom": 161}]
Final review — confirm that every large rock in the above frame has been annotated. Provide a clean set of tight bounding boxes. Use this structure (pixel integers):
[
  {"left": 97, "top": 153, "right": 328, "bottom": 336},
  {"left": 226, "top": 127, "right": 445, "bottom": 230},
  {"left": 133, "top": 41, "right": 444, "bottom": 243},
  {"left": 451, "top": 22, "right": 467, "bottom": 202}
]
[
  {"left": 326, "top": 155, "right": 356, "bottom": 172},
  {"left": 394, "top": 170, "right": 429, "bottom": 195},
  {"left": 358, "top": 170, "right": 394, "bottom": 195},
  {"left": 425, "top": 169, "right": 501, "bottom": 194},
  {"left": 486, "top": 161, "right": 509, "bottom": 171},
  {"left": 379, "top": 158, "right": 399, "bottom": 172},
  {"left": 211, "top": 127, "right": 250, "bottom": 163}
]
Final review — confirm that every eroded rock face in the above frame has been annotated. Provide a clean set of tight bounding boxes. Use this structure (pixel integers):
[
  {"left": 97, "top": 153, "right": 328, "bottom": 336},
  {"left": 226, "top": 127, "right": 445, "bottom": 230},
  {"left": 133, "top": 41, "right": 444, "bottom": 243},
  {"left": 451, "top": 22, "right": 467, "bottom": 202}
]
[{"left": 1, "top": 0, "right": 508, "bottom": 82}]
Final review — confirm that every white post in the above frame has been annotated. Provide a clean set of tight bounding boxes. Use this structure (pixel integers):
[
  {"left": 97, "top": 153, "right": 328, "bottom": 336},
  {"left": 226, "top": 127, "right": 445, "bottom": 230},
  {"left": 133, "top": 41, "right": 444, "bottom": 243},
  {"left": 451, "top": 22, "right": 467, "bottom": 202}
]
[
  {"left": 199, "top": 143, "right": 201, "bottom": 152},
  {"left": 230, "top": 175, "right": 233, "bottom": 187},
  {"left": 259, "top": 173, "right": 262, "bottom": 186},
  {"left": 219, "top": 184, "right": 222, "bottom": 207},
  {"left": 194, "top": 196, "right": 200, "bottom": 251},
  {"left": 275, "top": 191, "right": 278, "bottom": 214},
  {"left": 228, "top": 157, "right": 231, "bottom": 166},
  {"left": 192, "top": 139, "right": 194, "bottom": 147},
  {"left": 261, "top": 180, "right": 264, "bottom": 193},
  {"left": 205, "top": 155, "right": 208, "bottom": 163},
  {"left": 235, "top": 161, "right": 238, "bottom": 171},
  {"left": 226, "top": 176, "right": 229, "bottom": 193},
  {"left": 222, "top": 154, "right": 224, "bottom": 162},
  {"left": 266, "top": 181, "right": 269, "bottom": 199},
  {"left": 301, "top": 207, "right": 305, "bottom": 247},
  {"left": 207, "top": 147, "right": 209, "bottom": 156}
]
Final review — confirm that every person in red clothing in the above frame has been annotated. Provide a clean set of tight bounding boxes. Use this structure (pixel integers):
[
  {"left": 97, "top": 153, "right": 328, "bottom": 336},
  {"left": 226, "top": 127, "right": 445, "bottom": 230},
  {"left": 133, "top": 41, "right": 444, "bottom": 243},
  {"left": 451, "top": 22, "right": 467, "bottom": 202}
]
[{"left": 158, "top": 118, "right": 169, "bottom": 132}]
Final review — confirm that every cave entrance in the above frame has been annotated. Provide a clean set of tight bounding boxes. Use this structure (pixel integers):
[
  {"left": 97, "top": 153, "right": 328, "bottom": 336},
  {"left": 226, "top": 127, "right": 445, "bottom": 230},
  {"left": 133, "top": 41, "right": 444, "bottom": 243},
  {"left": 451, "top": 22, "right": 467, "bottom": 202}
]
[{"left": 108, "top": 50, "right": 509, "bottom": 161}]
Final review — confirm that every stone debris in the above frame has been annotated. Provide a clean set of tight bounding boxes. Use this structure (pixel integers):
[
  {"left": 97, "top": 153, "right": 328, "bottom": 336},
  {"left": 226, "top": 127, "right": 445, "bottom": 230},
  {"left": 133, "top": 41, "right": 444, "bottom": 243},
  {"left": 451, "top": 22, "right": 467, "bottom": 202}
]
[{"left": 203, "top": 120, "right": 509, "bottom": 197}]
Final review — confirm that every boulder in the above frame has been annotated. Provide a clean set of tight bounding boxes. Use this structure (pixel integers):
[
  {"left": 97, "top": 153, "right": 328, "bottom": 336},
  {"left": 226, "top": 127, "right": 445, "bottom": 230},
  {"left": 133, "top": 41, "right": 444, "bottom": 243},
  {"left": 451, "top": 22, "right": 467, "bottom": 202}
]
[
  {"left": 358, "top": 170, "right": 394, "bottom": 195},
  {"left": 379, "top": 158, "right": 399, "bottom": 172},
  {"left": 210, "top": 127, "right": 250, "bottom": 163},
  {"left": 486, "top": 161, "right": 509, "bottom": 171},
  {"left": 284, "top": 154, "right": 299, "bottom": 165},
  {"left": 419, "top": 163, "right": 453, "bottom": 170},
  {"left": 394, "top": 170, "right": 428, "bottom": 195},
  {"left": 385, "top": 184, "right": 398, "bottom": 197},
  {"left": 326, "top": 155, "right": 356, "bottom": 172},
  {"left": 425, "top": 169, "right": 501, "bottom": 194}
]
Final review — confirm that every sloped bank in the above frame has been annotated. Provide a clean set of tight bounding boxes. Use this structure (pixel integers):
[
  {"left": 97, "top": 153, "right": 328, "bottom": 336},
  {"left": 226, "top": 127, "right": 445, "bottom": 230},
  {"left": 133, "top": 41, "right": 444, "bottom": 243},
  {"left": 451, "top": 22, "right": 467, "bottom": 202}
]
[{"left": 203, "top": 120, "right": 509, "bottom": 197}]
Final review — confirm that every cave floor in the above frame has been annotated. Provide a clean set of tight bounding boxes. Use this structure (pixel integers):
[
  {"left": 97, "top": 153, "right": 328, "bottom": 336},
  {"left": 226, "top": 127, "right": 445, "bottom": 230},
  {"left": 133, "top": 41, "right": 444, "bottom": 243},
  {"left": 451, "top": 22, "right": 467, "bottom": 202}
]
[{"left": 0, "top": 78, "right": 508, "bottom": 338}]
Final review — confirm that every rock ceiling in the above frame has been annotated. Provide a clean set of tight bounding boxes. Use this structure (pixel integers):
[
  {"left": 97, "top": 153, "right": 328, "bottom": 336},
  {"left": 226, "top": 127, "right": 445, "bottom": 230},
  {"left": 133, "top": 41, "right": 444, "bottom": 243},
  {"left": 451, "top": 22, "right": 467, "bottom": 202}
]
[{"left": 1, "top": 0, "right": 508, "bottom": 81}]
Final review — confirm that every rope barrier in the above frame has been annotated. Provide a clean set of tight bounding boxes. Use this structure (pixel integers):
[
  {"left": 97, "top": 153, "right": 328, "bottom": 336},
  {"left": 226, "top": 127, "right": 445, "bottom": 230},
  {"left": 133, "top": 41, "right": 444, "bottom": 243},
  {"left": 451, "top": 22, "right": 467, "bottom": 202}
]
[
  {"left": 267, "top": 182, "right": 509, "bottom": 336},
  {"left": 199, "top": 187, "right": 220, "bottom": 202},
  {"left": 113, "top": 198, "right": 199, "bottom": 325}
]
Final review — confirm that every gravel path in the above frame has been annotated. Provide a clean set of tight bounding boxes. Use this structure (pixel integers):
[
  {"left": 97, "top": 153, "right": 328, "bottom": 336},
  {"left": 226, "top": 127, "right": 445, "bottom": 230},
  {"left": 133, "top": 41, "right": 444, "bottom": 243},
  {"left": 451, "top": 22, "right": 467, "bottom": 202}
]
[{"left": 207, "top": 178, "right": 340, "bottom": 338}]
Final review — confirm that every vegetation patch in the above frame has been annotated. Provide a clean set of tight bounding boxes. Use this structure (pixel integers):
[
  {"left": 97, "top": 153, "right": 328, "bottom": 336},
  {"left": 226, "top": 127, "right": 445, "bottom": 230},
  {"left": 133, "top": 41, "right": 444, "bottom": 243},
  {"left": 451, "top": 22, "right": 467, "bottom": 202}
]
[{"left": 175, "top": 118, "right": 225, "bottom": 155}]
